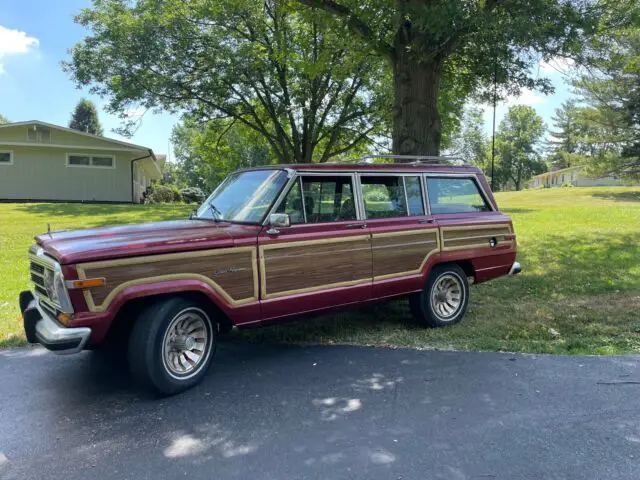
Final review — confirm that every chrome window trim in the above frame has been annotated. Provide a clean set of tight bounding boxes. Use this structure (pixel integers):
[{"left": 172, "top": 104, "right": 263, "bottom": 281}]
[
  {"left": 297, "top": 177, "right": 308, "bottom": 224},
  {"left": 402, "top": 177, "right": 409, "bottom": 217},
  {"left": 420, "top": 175, "right": 431, "bottom": 215}
]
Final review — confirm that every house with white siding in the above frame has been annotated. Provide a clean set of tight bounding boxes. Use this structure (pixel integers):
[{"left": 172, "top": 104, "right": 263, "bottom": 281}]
[
  {"left": 0, "top": 120, "right": 161, "bottom": 203},
  {"left": 528, "top": 166, "right": 628, "bottom": 189}
]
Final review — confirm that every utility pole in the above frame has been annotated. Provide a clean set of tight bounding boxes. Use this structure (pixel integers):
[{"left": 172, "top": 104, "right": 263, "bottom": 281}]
[{"left": 491, "top": 57, "right": 498, "bottom": 191}]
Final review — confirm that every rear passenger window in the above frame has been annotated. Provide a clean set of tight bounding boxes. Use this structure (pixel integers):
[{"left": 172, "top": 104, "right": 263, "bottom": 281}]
[
  {"left": 426, "top": 178, "right": 491, "bottom": 214},
  {"left": 361, "top": 176, "right": 407, "bottom": 218}
]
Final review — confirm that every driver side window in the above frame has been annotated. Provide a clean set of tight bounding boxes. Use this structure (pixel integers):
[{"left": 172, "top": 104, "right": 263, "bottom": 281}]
[{"left": 275, "top": 175, "right": 357, "bottom": 224}]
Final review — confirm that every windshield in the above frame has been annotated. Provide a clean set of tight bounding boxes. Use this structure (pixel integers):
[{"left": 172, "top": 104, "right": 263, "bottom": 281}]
[{"left": 195, "top": 169, "right": 289, "bottom": 223}]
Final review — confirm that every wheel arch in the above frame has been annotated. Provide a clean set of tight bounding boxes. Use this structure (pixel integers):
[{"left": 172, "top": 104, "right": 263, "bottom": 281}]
[{"left": 103, "top": 288, "right": 234, "bottom": 348}]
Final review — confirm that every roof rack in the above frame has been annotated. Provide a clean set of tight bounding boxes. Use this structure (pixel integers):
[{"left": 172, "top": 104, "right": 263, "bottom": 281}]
[{"left": 358, "top": 154, "right": 469, "bottom": 166}]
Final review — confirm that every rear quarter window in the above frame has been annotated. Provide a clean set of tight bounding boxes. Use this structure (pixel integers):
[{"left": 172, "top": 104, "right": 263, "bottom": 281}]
[{"left": 426, "top": 177, "right": 491, "bottom": 214}]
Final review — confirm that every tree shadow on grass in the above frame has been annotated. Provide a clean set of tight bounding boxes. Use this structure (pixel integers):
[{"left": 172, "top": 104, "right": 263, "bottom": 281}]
[
  {"left": 590, "top": 191, "right": 640, "bottom": 203},
  {"left": 15, "top": 202, "right": 192, "bottom": 228},
  {"left": 500, "top": 208, "right": 536, "bottom": 214}
]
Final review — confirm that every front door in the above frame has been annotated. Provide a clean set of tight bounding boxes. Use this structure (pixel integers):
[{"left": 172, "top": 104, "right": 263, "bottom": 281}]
[
  {"left": 358, "top": 173, "right": 441, "bottom": 298},
  {"left": 258, "top": 173, "right": 373, "bottom": 321}
]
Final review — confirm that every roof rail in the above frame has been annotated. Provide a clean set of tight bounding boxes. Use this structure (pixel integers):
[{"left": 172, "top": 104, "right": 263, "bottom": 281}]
[{"left": 358, "top": 154, "right": 470, "bottom": 166}]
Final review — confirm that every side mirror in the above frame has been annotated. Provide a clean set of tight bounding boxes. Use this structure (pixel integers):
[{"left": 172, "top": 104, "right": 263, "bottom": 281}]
[{"left": 267, "top": 213, "right": 290, "bottom": 234}]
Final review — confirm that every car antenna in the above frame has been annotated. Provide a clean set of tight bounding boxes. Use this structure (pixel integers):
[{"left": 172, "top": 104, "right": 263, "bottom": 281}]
[{"left": 47, "top": 223, "right": 51, "bottom": 237}]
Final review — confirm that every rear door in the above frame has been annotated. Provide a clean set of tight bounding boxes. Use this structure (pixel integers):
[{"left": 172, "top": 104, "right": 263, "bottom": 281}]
[
  {"left": 258, "top": 173, "right": 373, "bottom": 321},
  {"left": 357, "top": 173, "right": 441, "bottom": 298}
]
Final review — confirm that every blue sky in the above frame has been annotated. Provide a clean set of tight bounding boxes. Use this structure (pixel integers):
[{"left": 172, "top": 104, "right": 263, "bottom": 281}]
[{"left": 0, "top": 0, "right": 572, "bottom": 159}]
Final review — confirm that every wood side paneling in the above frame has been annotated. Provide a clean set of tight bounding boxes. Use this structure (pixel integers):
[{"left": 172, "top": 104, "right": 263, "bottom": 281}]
[
  {"left": 77, "top": 248, "right": 257, "bottom": 312},
  {"left": 371, "top": 230, "right": 439, "bottom": 280},
  {"left": 261, "top": 236, "right": 371, "bottom": 299},
  {"left": 441, "top": 224, "right": 512, "bottom": 252}
]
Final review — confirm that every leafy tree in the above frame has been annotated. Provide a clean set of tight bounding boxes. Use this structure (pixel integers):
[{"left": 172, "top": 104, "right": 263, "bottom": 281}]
[
  {"left": 547, "top": 100, "right": 581, "bottom": 169},
  {"left": 69, "top": 98, "right": 104, "bottom": 135},
  {"left": 296, "top": 0, "right": 630, "bottom": 155},
  {"left": 447, "top": 106, "right": 489, "bottom": 169},
  {"left": 572, "top": 27, "right": 640, "bottom": 178},
  {"left": 172, "top": 117, "right": 274, "bottom": 192},
  {"left": 65, "top": 0, "right": 389, "bottom": 163},
  {"left": 0, "top": 113, "right": 8, "bottom": 124},
  {"left": 494, "top": 105, "right": 546, "bottom": 191}
]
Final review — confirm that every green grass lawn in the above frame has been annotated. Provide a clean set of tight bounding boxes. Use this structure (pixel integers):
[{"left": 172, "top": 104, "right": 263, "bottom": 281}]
[{"left": 1, "top": 186, "right": 639, "bottom": 354}]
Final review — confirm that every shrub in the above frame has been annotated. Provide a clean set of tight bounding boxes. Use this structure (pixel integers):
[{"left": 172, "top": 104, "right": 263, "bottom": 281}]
[
  {"left": 180, "top": 187, "right": 206, "bottom": 204},
  {"left": 145, "top": 184, "right": 183, "bottom": 203}
]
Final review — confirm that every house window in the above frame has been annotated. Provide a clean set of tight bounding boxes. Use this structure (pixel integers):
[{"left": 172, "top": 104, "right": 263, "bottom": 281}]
[
  {"left": 67, "top": 154, "right": 115, "bottom": 168},
  {"left": 26, "top": 126, "right": 51, "bottom": 143},
  {"left": 0, "top": 151, "right": 13, "bottom": 165}
]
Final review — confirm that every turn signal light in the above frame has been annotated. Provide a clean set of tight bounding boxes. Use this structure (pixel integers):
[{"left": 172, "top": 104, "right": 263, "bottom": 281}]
[
  {"left": 57, "top": 312, "right": 71, "bottom": 325},
  {"left": 66, "top": 278, "right": 106, "bottom": 289}
]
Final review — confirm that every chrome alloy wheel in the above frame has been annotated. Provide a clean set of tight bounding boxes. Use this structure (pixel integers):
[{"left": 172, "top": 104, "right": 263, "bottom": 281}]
[
  {"left": 429, "top": 273, "right": 464, "bottom": 321},
  {"left": 161, "top": 308, "right": 212, "bottom": 379}
]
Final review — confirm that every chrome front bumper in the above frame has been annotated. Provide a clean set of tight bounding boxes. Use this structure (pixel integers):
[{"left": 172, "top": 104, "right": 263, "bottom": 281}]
[
  {"left": 508, "top": 261, "right": 522, "bottom": 276},
  {"left": 20, "top": 291, "right": 91, "bottom": 355}
]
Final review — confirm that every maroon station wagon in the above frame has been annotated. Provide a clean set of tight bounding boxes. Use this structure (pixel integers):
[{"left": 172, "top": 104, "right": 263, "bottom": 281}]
[{"left": 20, "top": 156, "right": 520, "bottom": 394}]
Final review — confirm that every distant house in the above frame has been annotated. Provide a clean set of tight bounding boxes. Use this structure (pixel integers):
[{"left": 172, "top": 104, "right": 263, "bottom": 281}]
[
  {"left": 0, "top": 120, "right": 161, "bottom": 203},
  {"left": 528, "top": 166, "right": 627, "bottom": 189}
]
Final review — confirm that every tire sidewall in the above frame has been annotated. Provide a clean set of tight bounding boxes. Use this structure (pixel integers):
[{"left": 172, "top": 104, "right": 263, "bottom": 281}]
[{"left": 132, "top": 298, "right": 217, "bottom": 395}]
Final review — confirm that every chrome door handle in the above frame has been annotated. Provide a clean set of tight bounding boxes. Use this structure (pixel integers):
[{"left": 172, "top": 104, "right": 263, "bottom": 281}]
[
  {"left": 346, "top": 223, "right": 367, "bottom": 229},
  {"left": 418, "top": 219, "right": 435, "bottom": 224}
]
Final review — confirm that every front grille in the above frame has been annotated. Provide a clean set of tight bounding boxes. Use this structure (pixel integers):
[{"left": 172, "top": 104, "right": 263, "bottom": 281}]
[
  {"left": 29, "top": 256, "right": 56, "bottom": 307},
  {"left": 30, "top": 262, "right": 44, "bottom": 275}
]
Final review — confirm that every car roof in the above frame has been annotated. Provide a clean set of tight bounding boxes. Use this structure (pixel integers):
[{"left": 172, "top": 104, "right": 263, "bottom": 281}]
[{"left": 239, "top": 163, "right": 483, "bottom": 174}]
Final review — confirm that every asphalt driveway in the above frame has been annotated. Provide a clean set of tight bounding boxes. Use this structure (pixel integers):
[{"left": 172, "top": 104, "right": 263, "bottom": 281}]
[{"left": 1, "top": 342, "right": 639, "bottom": 480}]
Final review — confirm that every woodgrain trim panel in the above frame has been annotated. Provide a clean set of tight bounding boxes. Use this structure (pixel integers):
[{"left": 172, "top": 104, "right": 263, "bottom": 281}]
[
  {"left": 77, "top": 247, "right": 258, "bottom": 313},
  {"left": 259, "top": 235, "right": 371, "bottom": 300},
  {"left": 440, "top": 224, "right": 513, "bottom": 252},
  {"left": 371, "top": 229, "right": 440, "bottom": 281}
]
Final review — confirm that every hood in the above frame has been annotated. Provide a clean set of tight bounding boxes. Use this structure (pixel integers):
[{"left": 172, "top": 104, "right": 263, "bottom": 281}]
[{"left": 35, "top": 220, "right": 247, "bottom": 264}]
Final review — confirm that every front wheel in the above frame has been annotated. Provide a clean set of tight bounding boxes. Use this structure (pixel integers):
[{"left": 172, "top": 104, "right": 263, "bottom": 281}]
[
  {"left": 128, "top": 297, "right": 216, "bottom": 395},
  {"left": 409, "top": 264, "right": 469, "bottom": 327}
]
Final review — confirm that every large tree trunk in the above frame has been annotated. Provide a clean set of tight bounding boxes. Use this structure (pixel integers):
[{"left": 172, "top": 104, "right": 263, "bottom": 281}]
[{"left": 392, "top": 46, "right": 443, "bottom": 156}]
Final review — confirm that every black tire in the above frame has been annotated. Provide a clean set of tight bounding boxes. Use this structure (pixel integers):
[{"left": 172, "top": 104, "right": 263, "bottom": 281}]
[
  {"left": 128, "top": 297, "right": 216, "bottom": 395},
  {"left": 409, "top": 263, "right": 469, "bottom": 328}
]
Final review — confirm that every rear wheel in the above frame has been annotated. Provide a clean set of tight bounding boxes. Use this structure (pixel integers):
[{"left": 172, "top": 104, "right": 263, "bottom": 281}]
[
  {"left": 410, "top": 264, "right": 469, "bottom": 327},
  {"left": 128, "top": 297, "right": 216, "bottom": 395}
]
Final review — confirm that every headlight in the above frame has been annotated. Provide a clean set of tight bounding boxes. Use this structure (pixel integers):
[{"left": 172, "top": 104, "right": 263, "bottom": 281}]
[{"left": 43, "top": 266, "right": 73, "bottom": 313}]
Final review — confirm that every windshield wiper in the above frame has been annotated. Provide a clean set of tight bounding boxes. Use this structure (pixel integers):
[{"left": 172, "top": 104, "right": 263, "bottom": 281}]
[{"left": 209, "top": 203, "right": 222, "bottom": 222}]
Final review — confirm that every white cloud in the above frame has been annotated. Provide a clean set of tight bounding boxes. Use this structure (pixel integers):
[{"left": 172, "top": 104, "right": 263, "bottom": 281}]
[
  {"left": 506, "top": 88, "right": 546, "bottom": 107},
  {"left": 539, "top": 57, "right": 575, "bottom": 74},
  {"left": 0, "top": 25, "right": 39, "bottom": 74}
]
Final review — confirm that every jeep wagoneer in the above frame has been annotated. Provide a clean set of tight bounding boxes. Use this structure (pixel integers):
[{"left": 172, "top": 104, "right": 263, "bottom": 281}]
[{"left": 20, "top": 156, "right": 520, "bottom": 394}]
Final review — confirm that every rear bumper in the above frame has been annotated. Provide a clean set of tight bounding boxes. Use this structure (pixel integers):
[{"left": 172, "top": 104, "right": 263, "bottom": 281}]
[
  {"left": 19, "top": 291, "right": 91, "bottom": 355},
  {"left": 508, "top": 261, "right": 522, "bottom": 276}
]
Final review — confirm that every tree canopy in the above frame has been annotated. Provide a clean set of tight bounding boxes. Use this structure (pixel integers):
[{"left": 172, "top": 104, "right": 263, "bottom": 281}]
[
  {"left": 69, "top": 98, "right": 104, "bottom": 135},
  {"left": 494, "top": 105, "right": 546, "bottom": 191},
  {"left": 296, "top": 0, "right": 629, "bottom": 155},
  {"left": 571, "top": 27, "right": 640, "bottom": 178},
  {"left": 65, "top": 0, "right": 391, "bottom": 163}
]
